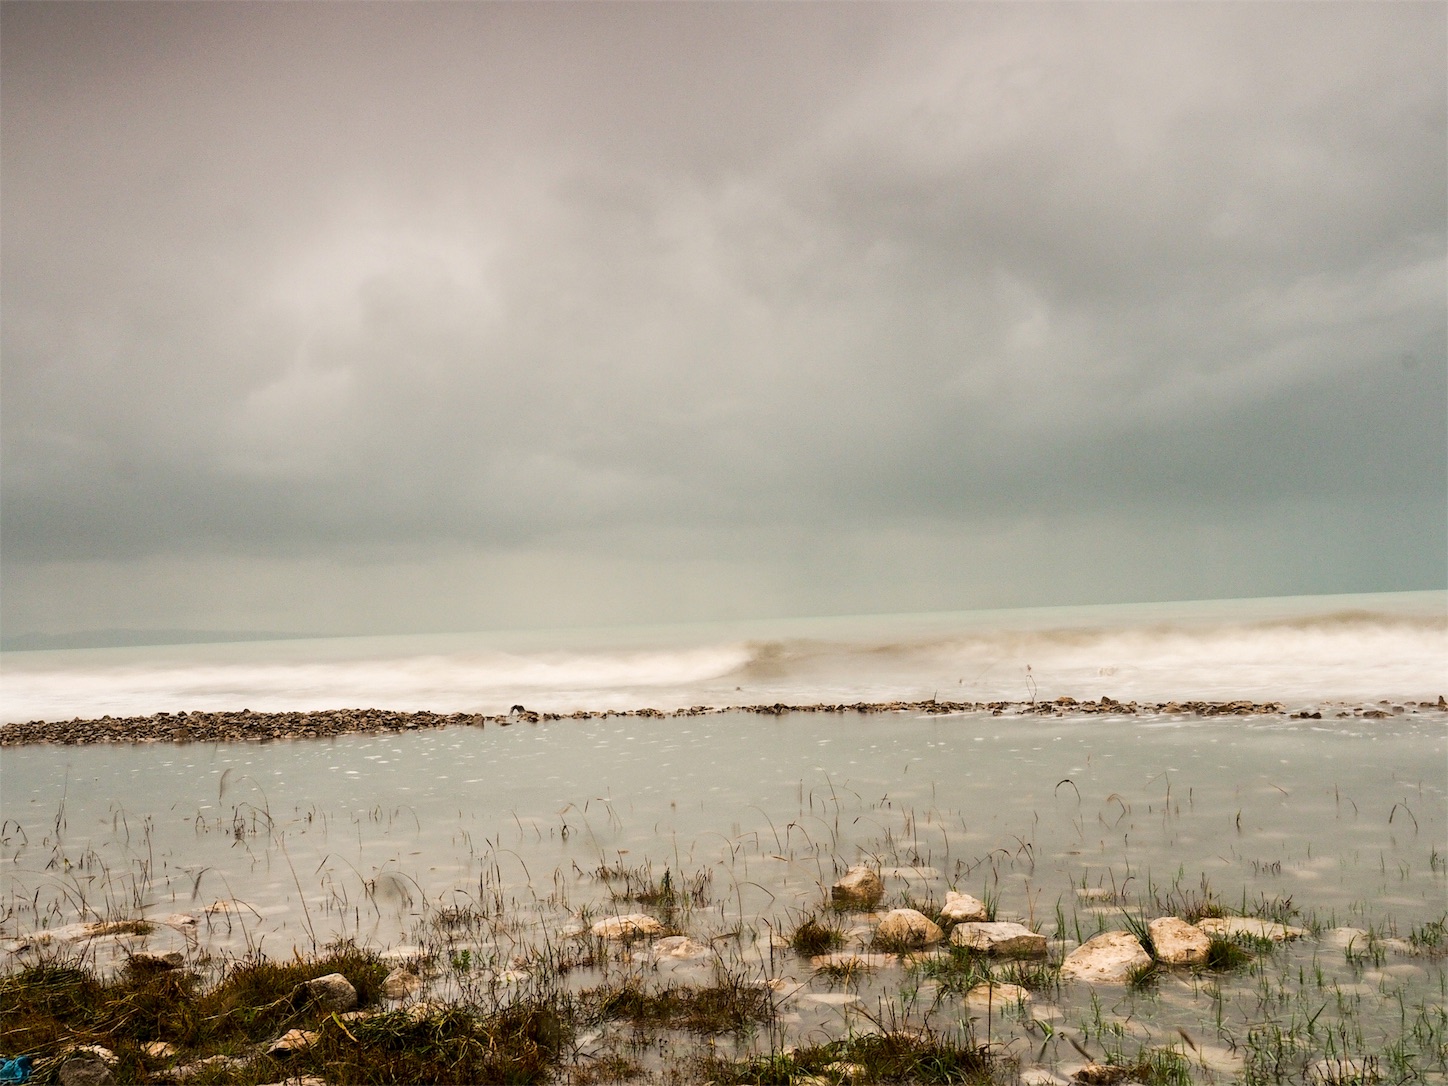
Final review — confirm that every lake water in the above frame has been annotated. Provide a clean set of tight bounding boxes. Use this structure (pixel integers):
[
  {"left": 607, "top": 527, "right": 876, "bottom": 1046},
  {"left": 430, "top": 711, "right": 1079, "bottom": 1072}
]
[{"left": 1, "top": 591, "right": 1445, "bottom": 1079}]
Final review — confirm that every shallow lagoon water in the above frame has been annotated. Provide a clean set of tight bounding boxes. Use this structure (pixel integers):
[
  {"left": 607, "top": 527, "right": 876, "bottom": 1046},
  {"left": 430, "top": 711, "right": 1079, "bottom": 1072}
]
[
  {"left": 5, "top": 708, "right": 1444, "bottom": 943},
  {"left": 6, "top": 709, "right": 1447, "bottom": 1078}
]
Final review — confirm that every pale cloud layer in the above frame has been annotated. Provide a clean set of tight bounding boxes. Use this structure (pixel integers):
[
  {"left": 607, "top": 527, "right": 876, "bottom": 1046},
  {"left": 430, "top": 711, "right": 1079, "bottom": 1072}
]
[{"left": 3, "top": 2, "right": 1444, "bottom": 639}]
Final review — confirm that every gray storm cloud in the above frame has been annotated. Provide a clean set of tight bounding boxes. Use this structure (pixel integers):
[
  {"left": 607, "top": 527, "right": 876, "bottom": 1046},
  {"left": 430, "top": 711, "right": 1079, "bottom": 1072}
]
[{"left": 2, "top": 2, "right": 1443, "bottom": 638}]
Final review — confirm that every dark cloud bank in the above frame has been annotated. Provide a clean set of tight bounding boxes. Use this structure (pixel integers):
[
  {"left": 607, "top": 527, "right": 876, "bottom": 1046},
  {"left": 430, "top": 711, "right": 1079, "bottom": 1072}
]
[{"left": 3, "top": 2, "right": 1444, "bottom": 640}]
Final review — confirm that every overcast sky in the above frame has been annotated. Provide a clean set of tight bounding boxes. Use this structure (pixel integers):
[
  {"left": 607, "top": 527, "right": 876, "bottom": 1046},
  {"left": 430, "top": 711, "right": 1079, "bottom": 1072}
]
[{"left": 2, "top": 2, "right": 1444, "bottom": 641}]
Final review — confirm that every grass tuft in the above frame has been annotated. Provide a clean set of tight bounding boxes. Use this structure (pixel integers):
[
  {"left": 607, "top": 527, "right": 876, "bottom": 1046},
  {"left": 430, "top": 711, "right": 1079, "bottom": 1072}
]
[
  {"left": 695, "top": 1028, "right": 994, "bottom": 1084},
  {"left": 789, "top": 911, "right": 846, "bottom": 956}
]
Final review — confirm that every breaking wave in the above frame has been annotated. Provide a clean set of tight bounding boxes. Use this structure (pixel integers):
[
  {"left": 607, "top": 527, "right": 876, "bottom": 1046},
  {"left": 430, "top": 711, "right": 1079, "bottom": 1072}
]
[{"left": 2, "top": 592, "right": 1442, "bottom": 723}]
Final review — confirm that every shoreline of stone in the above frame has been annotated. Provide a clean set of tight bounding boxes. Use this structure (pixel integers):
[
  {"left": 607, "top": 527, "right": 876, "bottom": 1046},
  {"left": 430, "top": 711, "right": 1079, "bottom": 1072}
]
[{"left": 2, "top": 695, "right": 1443, "bottom": 746}]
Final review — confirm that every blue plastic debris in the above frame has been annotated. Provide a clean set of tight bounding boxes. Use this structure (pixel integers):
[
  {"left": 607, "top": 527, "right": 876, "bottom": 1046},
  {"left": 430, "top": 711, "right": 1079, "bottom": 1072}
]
[{"left": 0, "top": 1056, "right": 32, "bottom": 1084}]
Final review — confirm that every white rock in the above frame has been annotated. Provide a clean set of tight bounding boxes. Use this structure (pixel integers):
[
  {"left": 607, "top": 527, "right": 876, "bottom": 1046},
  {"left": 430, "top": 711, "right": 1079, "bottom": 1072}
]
[
  {"left": 949, "top": 921, "right": 1048, "bottom": 958},
  {"left": 831, "top": 865, "right": 884, "bottom": 908},
  {"left": 303, "top": 972, "right": 358, "bottom": 1012},
  {"left": 1059, "top": 931, "right": 1151, "bottom": 984},
  {"left": 939, "top": 891, "right": 989, "bottom": 923},
  {"left": 1148, "top": 917, "right": 1210, "bottom": 965},
  {"left": 874, "top": 908, "right": 944, "bottom": 948},
  {"left": 590, "top": 913, "right": 663, "bottom": 939},
  {"left": 1196, "top": 916, "right": 1306, "bottom": 942}
]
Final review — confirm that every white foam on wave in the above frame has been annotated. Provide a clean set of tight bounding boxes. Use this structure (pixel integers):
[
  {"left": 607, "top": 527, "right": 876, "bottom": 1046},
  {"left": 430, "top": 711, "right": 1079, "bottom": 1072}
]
[
  {"left": 0, "top": 644, "right": 755, "bottom": 723},
  {"left": 733, "top": 614, "right": 1445, "bottom": 705},
  {"left": 1, "top": 592, "right": 1442, "bottom": 723}
]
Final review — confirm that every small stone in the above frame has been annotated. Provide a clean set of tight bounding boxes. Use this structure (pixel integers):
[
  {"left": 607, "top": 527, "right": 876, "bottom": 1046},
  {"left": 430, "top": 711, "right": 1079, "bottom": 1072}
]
[
  {"left": 831, "top": 865, "right": 884, "bottom": 908},
  {"left": 1072, "top": 1063, "right": 1132, "bottom": 1084},
  {"left": 874, "top": 908, "right": 944, "bottom": 948},
  {"left": 267, "top": 1028, "right": 318, "bottom": 1055},
  {"left": 303, "top": 972, "right": 358, "bottom": 1012},
  {"left": 950, "top": 921, "right": 1048, "bottom": 958},
  {"left": 939, "top": 890, "right": 989, "bottom": 923},
  {"left": 141, "top": 1041, "right": 177, "bottom": 1059},
  {"left": 59, "top": 1047, "right": 118, "bottom": 1086},
  {"left": 1148, "top": 917, "right": 1210, "bottom": 965},
  {"left": 590, "top": 913, "right": 663, "bottom": 939},
  {"left": 1060, "top": 931, "right": 1151, "bottom": 984},
  {"left": 382, "top": 967, "right": 422, "bottom": 999}
]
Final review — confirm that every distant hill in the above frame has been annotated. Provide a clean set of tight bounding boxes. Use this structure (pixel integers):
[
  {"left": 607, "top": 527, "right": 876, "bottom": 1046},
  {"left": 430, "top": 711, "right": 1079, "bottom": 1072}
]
[{"left": 0, "top": 629, "right": 316, "bottom": 651}]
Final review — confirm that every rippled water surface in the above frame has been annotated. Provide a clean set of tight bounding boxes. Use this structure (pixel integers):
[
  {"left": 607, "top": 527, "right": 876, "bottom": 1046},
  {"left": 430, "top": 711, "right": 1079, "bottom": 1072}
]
[
  {"left": 5, "top": 708, "right": 1443, "bottom": 943},
  {"left": 5, "top": 706, "right": 1447, "bottom": 1081}
]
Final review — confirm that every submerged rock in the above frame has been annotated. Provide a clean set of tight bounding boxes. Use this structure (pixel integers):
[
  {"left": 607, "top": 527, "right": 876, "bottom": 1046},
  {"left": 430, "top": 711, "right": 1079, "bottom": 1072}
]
[
  {"left": 652, "top": 935, "right": 711, "bottom": 959},
  {"left": 1322, "top": 927, "right": 1371, "bottom": 949},
  {"left": 810, "top": 951, "right": 898, "bottom": 971},
  {"left": 590, "top": 913, "right": 664, "bottom": 939},
  {"left": 1308, "top": 1057, "right": 1381, "bottom": 1084},
  {"left": 831, "top": 865, "right": 884, "bottom": 908},
  {"left": 949, "top": 921, "right": 1047, "bottom": 958},
  {"left": 965, "top": 981, "right": 1032, "bottom": 1008},
  {"left": 874, "top": 908, "right": 944, "bottom": 948},
  {"left": 1148, "top": 917, "right": 1210, "bottom": 965},
  {"left": 1059, "top": 931, "right": 1151, "bottom": 984},
  {"left": 1196, "top": 917, "right": 1306, "bottom": 942}
]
